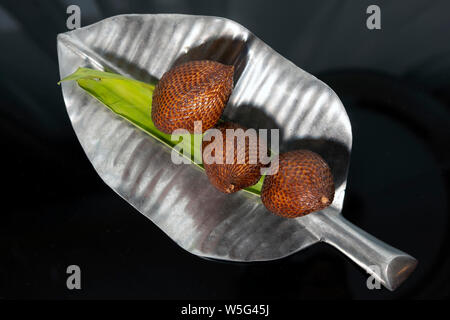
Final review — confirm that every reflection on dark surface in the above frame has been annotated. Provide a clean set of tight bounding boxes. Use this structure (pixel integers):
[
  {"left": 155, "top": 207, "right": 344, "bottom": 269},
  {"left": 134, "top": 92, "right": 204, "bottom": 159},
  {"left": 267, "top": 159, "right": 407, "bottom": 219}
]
[{"left": 0, "top": 0, "right": 449, "bottom": 299}]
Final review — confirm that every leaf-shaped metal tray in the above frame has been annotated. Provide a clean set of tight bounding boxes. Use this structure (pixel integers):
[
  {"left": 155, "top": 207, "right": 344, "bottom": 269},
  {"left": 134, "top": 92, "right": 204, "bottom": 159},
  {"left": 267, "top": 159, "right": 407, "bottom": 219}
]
[{"left": 57, "top": 14, "right": 417, "bottom": 291}]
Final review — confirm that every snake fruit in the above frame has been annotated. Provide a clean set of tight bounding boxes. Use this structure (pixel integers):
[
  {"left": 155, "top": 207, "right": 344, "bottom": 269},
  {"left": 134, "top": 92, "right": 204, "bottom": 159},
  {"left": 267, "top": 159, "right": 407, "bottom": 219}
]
[
  {"left": 261, "top": 150, "right": 335, "bottom": 218},
  {"left": 202, "top": 122, "right": 263, "bottom": 193},
  {"left": 151, "top": 60, "right": 234, "bottom": 134}
]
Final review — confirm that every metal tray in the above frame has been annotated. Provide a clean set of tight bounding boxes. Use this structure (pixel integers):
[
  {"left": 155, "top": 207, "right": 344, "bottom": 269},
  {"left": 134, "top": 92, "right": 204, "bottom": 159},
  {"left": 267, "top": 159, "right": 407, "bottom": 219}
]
[{"left": 57, "top": 14, "right": 417, "bottom": 290}]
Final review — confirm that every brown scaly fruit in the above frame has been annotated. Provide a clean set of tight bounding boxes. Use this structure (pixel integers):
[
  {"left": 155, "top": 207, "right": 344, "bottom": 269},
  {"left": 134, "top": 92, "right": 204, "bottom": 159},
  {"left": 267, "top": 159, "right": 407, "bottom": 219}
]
[
  {"left": 151, "top": 60, "right": 234, "bottom": 134},
  {"left": 261, "top": 150, "right": 335, "bottom": 218},
  {"left": 202, "top": 122, "right": 262, "bottom": 193}
]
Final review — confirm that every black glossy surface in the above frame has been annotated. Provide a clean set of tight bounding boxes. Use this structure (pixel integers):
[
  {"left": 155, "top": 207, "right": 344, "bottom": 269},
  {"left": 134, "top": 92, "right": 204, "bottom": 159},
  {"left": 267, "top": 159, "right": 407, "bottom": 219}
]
[{"left": 0, "top": 0, "right": 449, "bottom": 299}]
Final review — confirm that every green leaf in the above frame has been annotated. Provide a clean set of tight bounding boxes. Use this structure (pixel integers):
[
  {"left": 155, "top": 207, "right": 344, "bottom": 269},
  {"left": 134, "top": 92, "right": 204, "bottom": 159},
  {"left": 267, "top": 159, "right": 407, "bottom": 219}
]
[{"left": 60, "top": 67, "right": 264, "bottom": 196}]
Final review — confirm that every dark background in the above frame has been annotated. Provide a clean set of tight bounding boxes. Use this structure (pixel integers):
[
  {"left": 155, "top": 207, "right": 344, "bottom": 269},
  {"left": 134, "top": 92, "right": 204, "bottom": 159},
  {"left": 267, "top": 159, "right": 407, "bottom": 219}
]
[{"left": 0, "top": 0, "right": 449, "bottom": 300}]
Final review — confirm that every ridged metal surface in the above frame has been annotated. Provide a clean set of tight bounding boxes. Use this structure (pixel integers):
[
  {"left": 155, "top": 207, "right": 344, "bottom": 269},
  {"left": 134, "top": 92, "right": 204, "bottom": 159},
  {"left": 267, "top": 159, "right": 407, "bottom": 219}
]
[{"left": 58, "top": 14, "right": 416, "bottom": 290}]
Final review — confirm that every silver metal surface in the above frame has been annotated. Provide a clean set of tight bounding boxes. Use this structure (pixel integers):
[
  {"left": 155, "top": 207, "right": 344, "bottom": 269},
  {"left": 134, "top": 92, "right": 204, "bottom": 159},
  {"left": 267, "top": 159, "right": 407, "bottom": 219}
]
[{"left": 57, "top": 14, "right": 417, "bottom": 291}]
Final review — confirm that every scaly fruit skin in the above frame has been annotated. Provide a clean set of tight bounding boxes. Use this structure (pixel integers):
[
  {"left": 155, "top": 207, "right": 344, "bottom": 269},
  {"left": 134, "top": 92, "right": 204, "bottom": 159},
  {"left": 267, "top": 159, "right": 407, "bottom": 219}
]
[
  {"left": 202, "top": 122, "right": 262, "bottom": 194},
  {"left": 151, "top": 60, "right": 234, "bottom": 134},
  {"left": 261, "top": 150, "right": 335, "bottom": 218}
]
